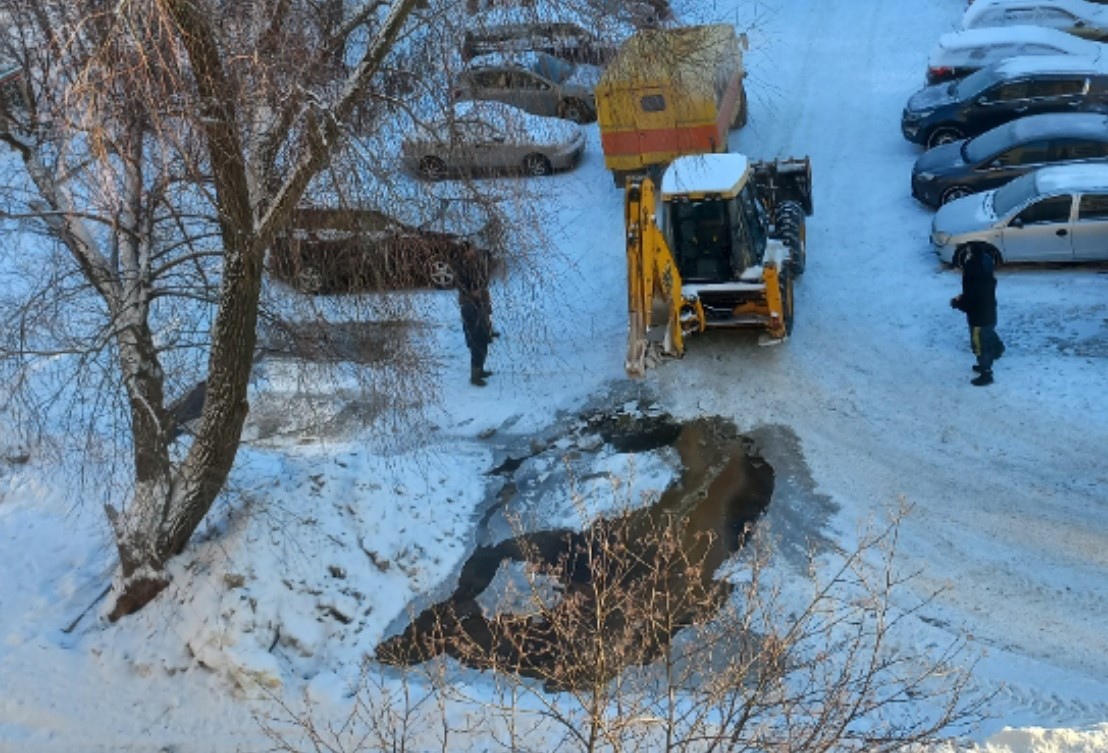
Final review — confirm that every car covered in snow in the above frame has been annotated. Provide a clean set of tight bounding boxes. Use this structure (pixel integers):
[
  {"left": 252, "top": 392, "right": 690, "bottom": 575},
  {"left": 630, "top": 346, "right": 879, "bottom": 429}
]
[
  {"left": 459, "top": 6, "right": 634, "bottom": 65},
  {"left": 902, "top": 54, "right": 1108, "bottom": 149},
  {"left": 930, "top": 163, "right": 1108, "bottom": 264},
  {"left": 926, "top": 25, "right": 1105, "bottom": 83},
  {"left": 401, "top": 100, "right": 586, "bottom": 180},
  {"left": 910, "top": 111, "right": 1108, "bottom": 207},
  {"left": 961, "top": 0, "right": 1108, "bottom": 41},
  {"left": 453, "top": 51, "right": 601, "bottom": 123}
]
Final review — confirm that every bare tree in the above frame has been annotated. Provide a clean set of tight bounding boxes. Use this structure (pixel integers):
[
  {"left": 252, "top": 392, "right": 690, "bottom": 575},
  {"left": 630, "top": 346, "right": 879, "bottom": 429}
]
[{"left": 0, "top": 0, "right": 429, "bottom": 618}]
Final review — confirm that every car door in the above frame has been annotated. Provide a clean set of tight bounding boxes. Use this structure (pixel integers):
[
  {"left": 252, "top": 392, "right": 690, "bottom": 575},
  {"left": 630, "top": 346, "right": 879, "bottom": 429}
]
[
  {"left": 1026, "top": 76, "right": 1089, "bottom": 116},
  {"left": 467, "top": 69, "right": 513, "bottom": 108},
  {"left": 508, "top": 70, "right": 556, "bottom": 116},
  {"left": 975, "top": 139, "right": 1052, "bottom": 191},
  {"left": 974, "top": 79, "right": 1033, "bottom": 132},
  {"left": 1000, "top": 194, "right": 1075, "bottom": 261},
  {"left": 1071, "top": 192, "right": 1108, "bottom": 260},
  {"left": 465, "top": 120, "right": 513, "bottom": 170},
  {"left": 1052, "top": 136, "right": 1108, "bottom": 166}
]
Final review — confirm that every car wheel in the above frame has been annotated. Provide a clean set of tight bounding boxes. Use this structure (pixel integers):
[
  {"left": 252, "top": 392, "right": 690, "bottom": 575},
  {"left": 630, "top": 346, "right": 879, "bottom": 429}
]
[
  {"left": 522, "top": 153, "right": 553, "bottom": 176},
  {"left": 428, "top": 257, "right": 455, "bottom": 289},
  {"left": 297, "top": 265, "right": 324, "bottom": 294},
  {"left": 773, "top": 200, "right": 806, "bottom": 276},
  {"left": 927, "top": 126, "right": 964, "bottom": 149},
  {"left": 557, "top": 97, "right": 591, "bottom": 124},
  {"left": 779, "top": 266, "right": 795, "bottom": 336},
  {"left": 418, "top": 155, "right": 447, "bottom": 181},
  {"left": 940, "top": 185, "right": 972, "bottom": 205}
]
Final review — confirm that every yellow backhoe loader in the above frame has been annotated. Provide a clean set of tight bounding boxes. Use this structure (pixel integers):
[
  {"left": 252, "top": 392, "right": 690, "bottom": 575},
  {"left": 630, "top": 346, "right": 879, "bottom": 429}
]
[{"left": 625, "top": 152, "right": 812, "bottom": 377}]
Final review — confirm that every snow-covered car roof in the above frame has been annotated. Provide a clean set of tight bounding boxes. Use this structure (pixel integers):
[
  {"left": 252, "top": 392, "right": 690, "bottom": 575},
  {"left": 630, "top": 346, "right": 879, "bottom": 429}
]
[
  {"left": 466, "top": 4, "right": 635, "bottom": 37},
  {"left": 931, "top": 25, "right": 1103, "bottom": 65},
  {"left": 661, "top": 154, "right": 751, "bottom": 197},
  {"left": 1003, "top": 110, "right": 1108, "bottom": 141},
  {"left": 990, "top": 51, "right": 1108, "bottom": 76},
  {"left": 410, "top": 100, "right": 581, "bottom": 147},
  {"left": 962, "top": 0, "right": 1108, "bottom": 29},
  {"left": 1029, "top": 162, "right": 1108, "bottom": 194}
]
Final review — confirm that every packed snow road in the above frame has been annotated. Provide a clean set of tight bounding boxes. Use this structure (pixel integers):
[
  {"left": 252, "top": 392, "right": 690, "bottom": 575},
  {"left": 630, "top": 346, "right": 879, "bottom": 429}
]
[{"left": 645, "top": 0, "right": 1108, "bottom": 731}]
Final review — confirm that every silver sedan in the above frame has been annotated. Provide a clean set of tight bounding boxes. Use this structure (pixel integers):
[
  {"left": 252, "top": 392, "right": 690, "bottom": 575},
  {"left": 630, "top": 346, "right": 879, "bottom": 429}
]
[
  {"left": 930, "top": 163, "right": 1108, "bottom": 264},
  {"left": 401, "top": 101, "right": 586, "bottom": 180}
]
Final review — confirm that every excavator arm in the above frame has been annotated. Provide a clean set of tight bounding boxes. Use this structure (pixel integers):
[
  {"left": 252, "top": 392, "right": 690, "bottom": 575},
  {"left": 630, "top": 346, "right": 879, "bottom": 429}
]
[{"left": 625, "top": 177, "right": 705, "bottom": 378}]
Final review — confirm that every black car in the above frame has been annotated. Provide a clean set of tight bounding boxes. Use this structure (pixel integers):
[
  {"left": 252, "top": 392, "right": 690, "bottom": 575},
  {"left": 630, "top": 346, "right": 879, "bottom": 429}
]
[
  {"left": 269, "top": 207, "right": 496, "bottom": 294},
  {"left": 903, "top": 54, "right": 1108, "bottom": 149},
  {"left": 910, "top": 112, "right": 1108, "bottom": 207}
]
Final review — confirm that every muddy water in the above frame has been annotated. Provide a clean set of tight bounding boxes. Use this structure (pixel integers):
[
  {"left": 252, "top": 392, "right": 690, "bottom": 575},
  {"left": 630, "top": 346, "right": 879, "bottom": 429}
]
[{"left": 376, "top": 414, "right": 773, "bottom": 687}]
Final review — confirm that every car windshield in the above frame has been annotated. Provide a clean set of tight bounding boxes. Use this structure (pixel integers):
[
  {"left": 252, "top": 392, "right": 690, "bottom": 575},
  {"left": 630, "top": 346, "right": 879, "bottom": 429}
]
[
  {"left": 963, "top": 121, "right": 1015, "bottom": 163},
  {"left": 953, "top": 65, "right": 999, "bottom": 98},
  {"left": 530, "top": 52, "right": 574, "bottom": 83},
  {"left": 992, "top": 170, "right": 1041, "bottom": 215}
]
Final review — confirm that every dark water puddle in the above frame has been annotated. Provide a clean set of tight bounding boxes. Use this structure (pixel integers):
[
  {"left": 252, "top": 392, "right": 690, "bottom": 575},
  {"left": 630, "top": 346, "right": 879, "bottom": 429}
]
[{"left": 376, "top": 413, "right": 774, "bottom": 688}]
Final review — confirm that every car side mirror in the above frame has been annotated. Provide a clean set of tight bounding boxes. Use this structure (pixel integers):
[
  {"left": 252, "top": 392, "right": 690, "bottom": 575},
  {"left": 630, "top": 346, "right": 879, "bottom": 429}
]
[
  {"left": 1010, "top": 217, "right": 1024, "bottom": 229},
  {"left": 977, "top": 96, "right": 989, "bottom": 105}
]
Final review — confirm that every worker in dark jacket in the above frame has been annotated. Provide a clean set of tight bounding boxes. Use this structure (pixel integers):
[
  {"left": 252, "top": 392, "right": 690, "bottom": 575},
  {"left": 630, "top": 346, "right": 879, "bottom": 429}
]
[
  {"left": 950, "top": 243, "right": 1005, "bottom": 386},
  {"left": 456, "top": 245, "right": 494, "bottom": 387}
]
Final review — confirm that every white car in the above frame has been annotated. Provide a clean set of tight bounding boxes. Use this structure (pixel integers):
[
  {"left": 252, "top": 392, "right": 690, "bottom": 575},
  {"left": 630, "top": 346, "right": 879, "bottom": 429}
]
[
  {"left": 930, "top": 163, "right": 1108, "bottom": 264},
  {"left": 927, "top": 25, "right": 1104, "bottom": 83},
  {"left": 962, "top": 0, "right": 1108, "bottom": 41}
]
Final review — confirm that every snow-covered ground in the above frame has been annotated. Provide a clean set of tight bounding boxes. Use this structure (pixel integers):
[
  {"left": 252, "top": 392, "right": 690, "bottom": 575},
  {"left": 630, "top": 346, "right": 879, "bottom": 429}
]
[{"left": 2, "top": 0, "right": 1108, "bottom": 751}]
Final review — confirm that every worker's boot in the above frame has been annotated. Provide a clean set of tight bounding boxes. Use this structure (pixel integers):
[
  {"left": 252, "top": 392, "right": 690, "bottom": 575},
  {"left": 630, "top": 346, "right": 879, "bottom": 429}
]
[
  {"left": 479, "top": 368, "right": 493, "bottom": 378},
  {"left": 970, "top": 370, "right": 993, "bottom": 387},
  {"left": 470, "top": 367, "right": 487, "bottom": 387}
]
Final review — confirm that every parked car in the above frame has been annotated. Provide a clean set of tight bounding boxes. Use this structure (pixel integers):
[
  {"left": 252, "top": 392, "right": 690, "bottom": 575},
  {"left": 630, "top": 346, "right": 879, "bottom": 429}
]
[
  {"left": 269, "top": 206, "right": 498, "bottom": 295},
  {"left": 961, "top": 0, "right": 1108, "bottom": 41},
  {"left": 931, "top": 163, "right": 1108, "bottom": 264},
  {"left": 926, "top": 25, "right": 1104, "bottom": 83},
  {"left": 453, "top": 51, "right": 601, "bottom": 123},
  {"left": 460, "top": 6, "right": 631, "bottom": 65},
  {"left": 401, "top": 100, "right": 586, "bottom": 180},
  {"left": 910, "top": 112, "right": 1108, "bottom": 207},
  {"left": 903, "top": 54, "right": 1108, "bottom": 148}
]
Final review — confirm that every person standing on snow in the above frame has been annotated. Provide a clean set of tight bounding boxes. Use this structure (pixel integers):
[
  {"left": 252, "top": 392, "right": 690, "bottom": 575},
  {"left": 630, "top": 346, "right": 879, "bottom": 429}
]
[
  {"left": 950, "top": 242, "right": 1004, "bottom": 386},
  {"left": 455, "top": 245, "right": 495, "bottom": 387}
]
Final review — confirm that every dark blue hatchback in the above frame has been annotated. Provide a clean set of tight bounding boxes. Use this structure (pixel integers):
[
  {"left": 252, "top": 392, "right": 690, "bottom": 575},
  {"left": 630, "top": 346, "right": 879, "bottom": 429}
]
[{"left": 910, "top": 112, "right": 1108, "bottom": 208}]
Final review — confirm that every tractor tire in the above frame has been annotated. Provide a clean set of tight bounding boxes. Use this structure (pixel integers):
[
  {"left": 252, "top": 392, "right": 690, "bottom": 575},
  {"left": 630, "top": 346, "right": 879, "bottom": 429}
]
[
  {"left": 774, "top": 200, "right": 807, "bottom": 276},
  {"left": 779, "top": 265, "right": 795, "bottom": 336}
]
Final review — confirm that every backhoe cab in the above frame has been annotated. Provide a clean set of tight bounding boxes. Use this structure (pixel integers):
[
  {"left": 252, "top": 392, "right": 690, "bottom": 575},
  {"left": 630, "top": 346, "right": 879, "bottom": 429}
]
[{"left": 625, "top": 153, "right": 811, "bottom": 377}]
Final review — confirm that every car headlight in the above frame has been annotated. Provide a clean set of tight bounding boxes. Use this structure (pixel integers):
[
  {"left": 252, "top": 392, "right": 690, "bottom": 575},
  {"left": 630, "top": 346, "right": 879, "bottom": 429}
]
[
  {"left": 932, "top": 230, "right": 951, "bottom": 246},
  {"left": 916, "top": 171, "right": 936, "bottom": 182}
]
